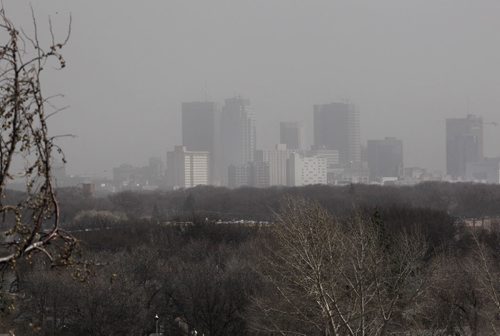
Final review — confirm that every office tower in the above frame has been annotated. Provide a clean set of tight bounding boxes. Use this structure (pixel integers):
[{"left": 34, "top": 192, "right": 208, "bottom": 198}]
[
  {"left": 255, "top": 144, "right": 290, "bottom": 186},
  {"left": 182, "top": 101, "right": 218, "bottom": 184},
  {"left": 446, "top": 115, "right": 483, "bottom": 179},
  {"left": 313, "top": 102, "right": 360, "bottom": 165},
  {"left": 366, "top": 137, "right": 404, "bottom": 181},
  {"left": 220, "top": 97, "right": 256, "bottom": 184},
  {"left": 166, "top": 146, "right": 210, "bottom": 189},
  {"left": 287, "top": 153, "right": 328, "bottom": 186},
  {"left": 280, "top": 122, "right": 303, "bottom": 150}
]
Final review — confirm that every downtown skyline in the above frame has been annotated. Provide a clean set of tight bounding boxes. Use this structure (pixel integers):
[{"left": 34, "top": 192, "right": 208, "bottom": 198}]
[{"left": 3, "top": 1, "right": 499, "bottom": 176}]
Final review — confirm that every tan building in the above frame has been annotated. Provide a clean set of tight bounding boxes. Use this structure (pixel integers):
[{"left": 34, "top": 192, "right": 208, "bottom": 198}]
[{"left": 167, "top": 146, "right": 210, "bottom": 189}]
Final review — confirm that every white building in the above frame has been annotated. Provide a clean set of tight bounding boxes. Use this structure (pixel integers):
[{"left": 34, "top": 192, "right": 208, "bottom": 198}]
[
  {"left": 166, "top": 146, "right": 210, "bottom": 189},
  {"left": 287, "top": 153, "right": 327, "bottom": 186}
]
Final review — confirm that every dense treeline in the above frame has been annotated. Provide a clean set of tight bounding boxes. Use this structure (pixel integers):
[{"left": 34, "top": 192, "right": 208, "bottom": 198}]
[
  {"left": 51, "top": 182, "right": 500, "bottom": 222},
  {"left": 1, "top": 183, "right": 499, "bottom": 335}
]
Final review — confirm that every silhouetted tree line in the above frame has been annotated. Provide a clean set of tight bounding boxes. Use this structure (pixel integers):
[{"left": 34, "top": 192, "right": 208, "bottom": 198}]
[{"left": 50, "top": 182, "right": 500, "bottom": 224}]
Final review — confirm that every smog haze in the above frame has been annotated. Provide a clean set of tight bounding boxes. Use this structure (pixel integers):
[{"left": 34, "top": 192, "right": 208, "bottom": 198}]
[{"left": 5, "top": 0, "right": 500, "bottom": 176}]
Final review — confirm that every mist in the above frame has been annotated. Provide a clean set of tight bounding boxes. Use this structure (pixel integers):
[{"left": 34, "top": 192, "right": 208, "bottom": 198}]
[{"left": 5, "top": 0, "right": 500, "bottom": 176}]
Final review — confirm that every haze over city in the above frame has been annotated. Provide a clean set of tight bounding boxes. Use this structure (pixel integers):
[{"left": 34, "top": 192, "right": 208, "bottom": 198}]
[{"left": 4, "top": 0, "right": 500, "bottom": 176}]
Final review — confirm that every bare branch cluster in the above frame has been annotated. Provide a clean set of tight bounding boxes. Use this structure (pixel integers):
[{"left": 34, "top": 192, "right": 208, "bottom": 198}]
[
  {"left": 0, "top": 7, "right": 74, "bottom": 267},
  {"left": 252, "top": 198, "right": 427, "bottom": 336}
]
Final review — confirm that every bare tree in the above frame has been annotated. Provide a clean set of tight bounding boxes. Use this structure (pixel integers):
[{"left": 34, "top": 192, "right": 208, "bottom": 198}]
[
  {"left": 0, "top": 7, "right": 74, "bottom": 267},
  {"left": 251, "top": 198, "right": 427, "bottom": 336},
  {"left": 420, "top": 252, "right": 485, "bottom": 336},
  {"left": 470, "top": 232, "right": 500, "bottom": 334}
]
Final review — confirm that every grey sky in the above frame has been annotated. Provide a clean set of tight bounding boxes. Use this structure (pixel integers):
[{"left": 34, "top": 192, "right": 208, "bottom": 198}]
[{"left": 6, "top": 0, "right": 500, "bottom": 176}]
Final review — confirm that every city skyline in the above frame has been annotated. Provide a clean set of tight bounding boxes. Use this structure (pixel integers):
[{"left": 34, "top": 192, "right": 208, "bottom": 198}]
[
  {"left": 146, "top": 98, "right": 497, "bottom": 190},
  {"left": 6, "top": 1, "right": 500, "bottom": 176},
  {"left": 67, "top": 95, "right": 496, "bottom": 188}
]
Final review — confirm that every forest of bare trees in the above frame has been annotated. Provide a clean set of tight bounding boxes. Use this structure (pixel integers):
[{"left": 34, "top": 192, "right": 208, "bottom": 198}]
[{"left": 0, "top": 187, "right": 497, "bottom": 335}]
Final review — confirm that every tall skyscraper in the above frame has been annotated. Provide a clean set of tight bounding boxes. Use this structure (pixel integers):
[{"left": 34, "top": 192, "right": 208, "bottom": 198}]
[
  {"left": 280, "top": 122, "right": 303, "bottom": 150},
  {"left": 166, "top": 146, "right": 210, "bottom": 189},
  {"left": 182, "top": 101, "right": 218, "bottom": 184},
  {"left": 366, "top": 137, "right": 404, "bottom": 181},
  {"left": 313, "top": 102, "right": 360, "bottom": 165},
  {"left": 446, "top": 115, "right": 483, "bottom": 179},
  {"left": 220, "top": 97, "right": 256, "bottom": 185}
]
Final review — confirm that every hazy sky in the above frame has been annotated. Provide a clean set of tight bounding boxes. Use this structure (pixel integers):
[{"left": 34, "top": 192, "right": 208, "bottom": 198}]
[{"left": 6, "top": 0, "right": 500, "bottom": 176}]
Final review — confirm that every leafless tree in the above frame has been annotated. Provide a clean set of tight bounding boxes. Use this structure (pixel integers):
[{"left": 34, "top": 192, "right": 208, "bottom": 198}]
[
  {"left": 418, "top": 252, "right": 485, "bottom": 336},
  {"left": 470, "top": 232, "right": 500, "bottom": 334},
  {"left": 251, "top": 198, "right": 427, "bottom": 336},
  {"left": 0, "top": 6, "right": 74, "bottom": 267}
]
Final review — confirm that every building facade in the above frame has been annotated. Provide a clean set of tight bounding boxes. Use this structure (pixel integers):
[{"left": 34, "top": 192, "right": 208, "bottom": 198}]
[
  {"left": 287, "top": 153, "right": 327, "bottom": 186},
  {"left": 166, "top": 146, "right": 210, "bottom": 189},
  {"left": 280, "top": 122, "right": 303, "bottom": 150},
  {"left": 220, "top": 97, "right": 256, "bottom": 185},
  {"left": 466, "top": 157, "right": 500, "bottom": 184},
  {"left": 366, "top": 137, "right": 404, "bottom": 181},
  {"left": 313, "top": 102, "right": 360, "bottom": 165},
  {"left": 182, "top": 101, "right": 218, "bottom": 184},
  {"left": 446, "top": 115, "right": 483, "bottom": 179},
  {"left": 255, "top": 144, "right": 290, "bottom": 186},
  {"left": 228, "top": 162, "right": 270, "bottom": 189},
  {"left": 308, "top": 148, "right": 340, "bottom": 184}
]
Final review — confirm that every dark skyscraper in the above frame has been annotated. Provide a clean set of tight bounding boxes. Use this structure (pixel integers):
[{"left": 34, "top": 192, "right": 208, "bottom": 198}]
[
  {"left": 181, "top": 101, "right": 218, "bottom": 184},
  {"left": 280, "top": 122, "right": 303, "bottom": 150},
  {"left": 366, "top": 137, "right": 404, "bottom": 181},
  {"left": 446, "top": 115, "right": 483, "bottom": 179},
  {"left": 313, "top": 102, "right": 360, "bottom": 165},
  {"left": 182, "top": 101, "right": 217, "bottom": 152},
  {"left": 219, "top": 97, "right": 256, "bottom": 185}
]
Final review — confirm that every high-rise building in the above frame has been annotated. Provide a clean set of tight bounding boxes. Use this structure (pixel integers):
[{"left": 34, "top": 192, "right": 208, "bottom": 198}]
[
  {"left": 182, "top": 101, "right": 218, "bottom": 184},
  {"left": 220, "top": 97, "right": 256, "bottom": 185},
  {"left": 166, "top": 146, "right": 210, "bottom": 189},
  {"left": 313, "top": 102, "right": 360, "bottom": 165},
  {"left": 446, "top": 115, "right": 483, "bottom": 179},
  {"left": 255, "top": 144, "right": 290, "bottom": 186},
  {"left": 366, "top": 137, "right": 404, "bottom": 181},
  {"left": 287, "top": 153, "right": 327, "bottom": 186},
  {"left": 280, "top": 122, "right": 303, "bottom": 150}
]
